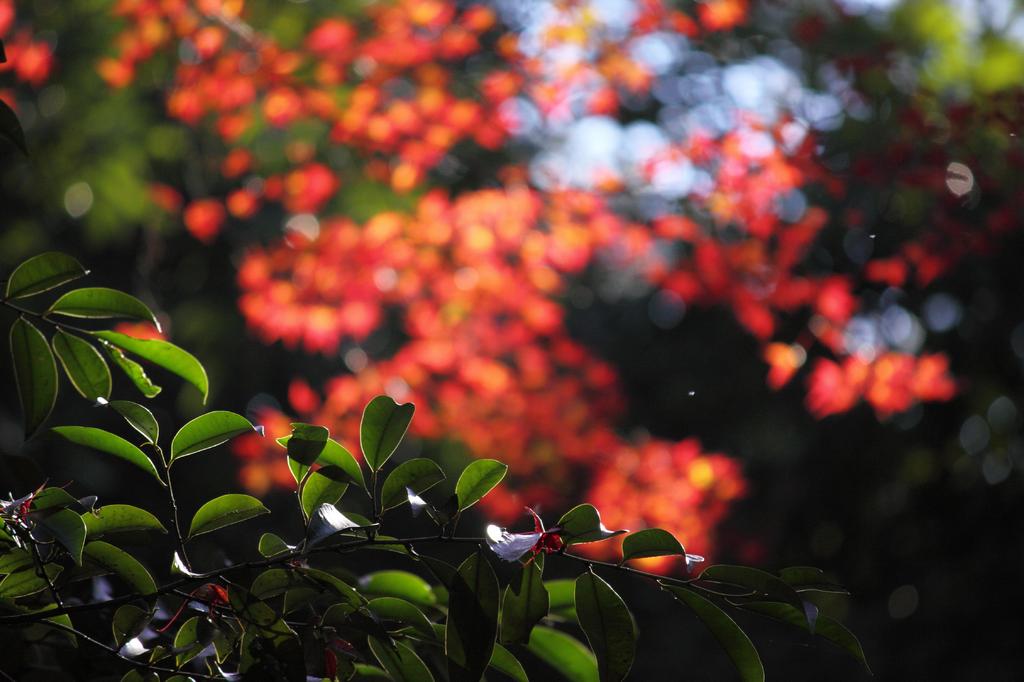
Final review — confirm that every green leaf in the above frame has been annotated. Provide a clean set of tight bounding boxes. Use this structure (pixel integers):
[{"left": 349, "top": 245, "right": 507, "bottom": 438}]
[
  {"left": 285, "top": 423, "right": 329, "bottom": 465},
  {"left": 107, "top": 400, "right": 159, "bottom": 444},
  {"left": 368, "top": 637, "right": 434, "bottom": 682},
  {"left": 454, "top": 459, "right": 508, "bottom": 511},
  {"left": 556, "top": 505, "right": 626, "bottom": 545},
  {"left": 251, "top": 568, "right": 307, "bottom": 600},
  {"left": 187, "top": 494, "right": 269, "bottom": 539},
  {"left": 10, "top": 317, "right": 58, "bottom": 437},
  {"left": 740, "top": 601, "right": 871, "bottom": 673},
  {"left": 446, "top": 552, "right": 499, "bottom": 682},
  {"left": 303, "top": 567, "right": 363, "bottom": 607},
  {"left": 527, "top": 626, "right": 599, "bottom": 682},
  {"left": 352, "top": 664, "right": 391, "bottom": 680},
  {"left": 0, "top": 551, "right": 61, "bottom": 598},
  {"left": 360, "top": 395, "right": 415, "bottom": 471},
  {"left": 545, "top": 579, "right": 578, "bottom": 620},
  {"left": 51, "top": 330, "right": 111, "bottom": 401},
  {"left": 0, "top": 97, "right": 25, "bottom": 155},
  {"left": 300, "top": 468, "right": 349, "bottom": 518},
  {"left": 574, "top": 571, "right": 635, "bottom": 682},
  {"left": 366, "top": 597, "right": 435, "bottom": 639},
  {"left": 92, "top": 330, "right": 208, "bottom": 403},
  {"left": 501, "top": 559, "right": 548, "bottom": 645},
  {"left": 664, "top": 585, "right": 764, "bottom": 682},
  {"left": 490, "top": 643, "right": 529, "bottom": 682},
  {"left": 361, "top": 570, "right": 436, "bottom": 608},
  {"left": 307, "top": 504, "right": 375, "bottom": 546},
  {"left": 83, "top": 541, "right": 157, "bottom": 595},
  {"left": 620, "top": 528, "right": 684, "bottom": 562},
  {"left": 50, "top": 426, "right": 163, "bottom": 483},
  {"left": 31, "top": 487, "right": 79, "bottom": 511},
  {"left": 48, "top": 287, "right": 160, "bottom": 330},
  {"left": 698, "top": 565, "right": 805, "bottom": 614},
  {"left": 174, "top": 615, "right": 213, "bottom": 666},
  {"left": 170, "top": 411, "right": 256, "bottom": 463},
  {"left": 777, "top": 566, "right": 850, "bottom": 595},
  {"left": 120, "top": 671, "right": 159, "bottom": 682},
  {"left": 380, "top": 458, "right": 445, "bottom": 511},
  {"left": 82, "top": 505, "right": 168, "bottom": 539},
  {"left": 257, "top": 532, "right": 294, "bottom": 558},
  {"left": 37, "top": 509, "right": 87, "bottom": 565},
  {"left": 4, "top": 252, "right": 86, "bottom": 299},
  {"left": 112, "top": 604, "right": 151, "bottom": 647},
  {"left": 280, "top": 435, "right": 367, "bottom": 493},
  {"left": 99, "top": 341, "right": 161, "bottom": 398}
]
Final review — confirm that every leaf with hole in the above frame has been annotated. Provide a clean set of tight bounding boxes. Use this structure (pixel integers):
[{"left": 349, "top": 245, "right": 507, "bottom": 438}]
[
  {"left": 454, "top": 459, "right": 508, "bottom": 511},
  {"left": 48, "top": 287, "right": 160, "bottom": 330},
  {"left": 92, "top": 330, "right": 208, "bottom": 402},
  {"left": 107, "top": 400, "right": 159, "bottom": 444},
  {"left": 51, "top": 426, "right": 162, "bottom": 483},
  {"left": 575, "top": 571, "right": 635, "bottom": 682},
  {"left": 665, "top": 585, "right": 764, "bottom": 682},
  {"left": 187, "top": 494, "right": 269, "bottom": 539},
  {"left": 380, "top": 458, "right": 445, "bottom": 511},
  {"left": 170, "top": 411, "right": 256, "bottom": 463},
  {"left": 360, "top": 395, "right": 415, "bottom": 471},
  {"left": 445, "top": 552, "right": 499, "bottom": 682},
  {"left": 52, "top": 330, "right": 111, "bottom": 401},
  {"left": 10, "top": 317, "right": 57, "bottom": 437}
]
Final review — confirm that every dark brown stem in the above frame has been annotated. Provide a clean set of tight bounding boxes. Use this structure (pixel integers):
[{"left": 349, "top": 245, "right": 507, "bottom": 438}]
[{"left": 39, "top": 620, "right": 220, "bottom": 680}]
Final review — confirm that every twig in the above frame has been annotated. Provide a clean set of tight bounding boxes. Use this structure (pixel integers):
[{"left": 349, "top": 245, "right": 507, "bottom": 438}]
[
  {"left": 0, "top": 533, "right": 697, "bottom": 625},
  {"left": 39, "top": 620, "right": 220, "bottom": 680}
]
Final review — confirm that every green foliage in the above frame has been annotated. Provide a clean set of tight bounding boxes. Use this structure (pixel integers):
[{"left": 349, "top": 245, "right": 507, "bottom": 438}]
[
  {"left": 0, "top": 253, "right": 868, "bottom": 681},
  {"left": 454, "top": 459, "right": 508, "bottom": 511},
  {"left": 360, "top": 395, "right": 415, "bottom": 471}
]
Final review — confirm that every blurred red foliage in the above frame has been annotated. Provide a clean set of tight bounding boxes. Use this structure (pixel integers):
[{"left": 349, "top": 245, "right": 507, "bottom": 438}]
[{"left": 56, "top": 0, "right": 1019, "bottom": 565}]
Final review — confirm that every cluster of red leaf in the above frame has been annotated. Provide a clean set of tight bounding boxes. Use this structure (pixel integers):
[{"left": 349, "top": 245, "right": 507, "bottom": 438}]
[
  {"left": 232, "top": 185, "right": 744, "bottom": 560},
  {"left": 100, "top": 0, "right": 508, "bottom": 215},
  {"left": 0, "top": 0, "right": 55, "bottom": 106},
  {"left": 75, "top": 0, "right": 1024, "bottom": 563}
]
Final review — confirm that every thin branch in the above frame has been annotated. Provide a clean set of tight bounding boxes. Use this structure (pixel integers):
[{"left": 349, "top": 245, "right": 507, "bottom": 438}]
[
  {"left": 153, "top": 443, "right": 192, "bottom": 572},
  {"left": 39, "top": 619, "right": 220, "bottom": 680},
  {"left": 0, "top": 300, "right": 106, "bottom": 338},
  {"left": 0, "top": 533, "right": 697, "bottom": 625}
]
